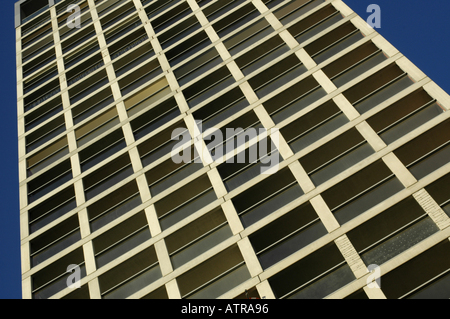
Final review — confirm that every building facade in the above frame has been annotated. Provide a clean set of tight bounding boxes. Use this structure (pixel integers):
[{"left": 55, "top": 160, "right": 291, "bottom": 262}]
[{"left": 16, "top": 0, "right": 450, "bottom": 299}]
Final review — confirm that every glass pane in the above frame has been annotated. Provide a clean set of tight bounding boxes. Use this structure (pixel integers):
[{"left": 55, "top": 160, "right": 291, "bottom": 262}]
[
  {"left": 171, "top": 224, "right": 233, "bottom": 269},
  {"left": 361, "top": 217, "right": 439, "bottom": 266},
  {"left": 103, "top": 265, "right": 162, "bottom": 299},
  {"left": 310, "top": 143, "right": 375, "bottom": 186},
  {"left": 380, "top": 102, "right": 445, "bottom": 145},
  {"left": 240, "top": 183, "right": 304, "bottom": 227},
  {"left": 159, "top": 190, "right": 217, "bottom": 230},
  {"left": 354, "top": 76, "right": 415, "bottom": 114},
  {"left": 186, "top": 264, "right": 251, "bottom": 299},
  {"left": 287, "top": 264, "right": 354, "bottom": 299},
  {"left": 409, "top": 143, "right": 450, "bottom": 180},
  {"left": 332, "top": 51, "right": 387, "bottom": 87},
  {"left": 313, "top": 31, "right": 364, "bottom": 64},
  {"left": 258, "top": 220, "right": 328, "bottom": 269},
  {"left": 333, "top": 177, "right": 404, "bottom": 225},
  {"left": 96, "top": 228, "right": 152, "bottom": 268},
  {"left": 289, "top": 113, "right": 349, "bottom": 153}
]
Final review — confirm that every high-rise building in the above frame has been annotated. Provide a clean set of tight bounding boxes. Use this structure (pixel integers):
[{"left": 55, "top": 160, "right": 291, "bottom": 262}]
[{"left": 16, "top": 0, "right": 450, "bottom": 299}]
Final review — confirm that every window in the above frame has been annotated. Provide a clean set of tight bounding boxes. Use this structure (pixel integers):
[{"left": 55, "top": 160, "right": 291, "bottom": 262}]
[
  {"left": 75, "top": 107, "right": 119, "bottom": 147},
  {"left": 322, "top": 41, "right": 387, "bottom": 87},
  {"left": 24, "top": 78, "right": 60, "bottom": 112},
  {"left": 217, "top": 137, "right": 282, "bottom": 191},
  {"left": 347, "top": 196, "right": 439, "bottom": 268},
  {"left": 232, "top": 167, "right": 304, "bottom": 227},
  {"left": 20, "top": 0, "right": 49, "bottom": 25},
  {"left": 223, "top": 17, "right": 274, "bottom": 57},
  {"left": 249, "top": 201, "right": 327, "bottom": 269},
  {"left": 235, "top": 35, "right": 290, "bottom": 77},
  {"left": 203, "top": 0, "right": 246, "bottom": 23},
  {"left": 25, "top": 114, "right": 65, "bottom": 154},
  {"left": 176, "top": 244, "right": 251, "bottom": 299},
  {"left": 30, "top": 215, "right": 81, "bottom": 267},
  {"left": 165, "top": 207, "right": 232, "bottom": 269},
  {"left": 305, "top": 21, "right": 364, "bottom": 64},
  {"left": 366, "top": 88, "right": 445, "bottom": 145},
  {"left": 321, "top": 160, "right": 404, "bottom": 225},
  {"left": 192, "top": 86, "right": 249, "bottom": 132},
  {"left": 26, "top": 136, "right": 69, "bottom": 176},
  {"left": 87, "top": 180, "right": 142, "bottom": 232},
  {"left": 118, "top": 59, "right": 162, "bottom": 97},
  {"left": 104, "top": 14, "right": 141, "bottom": 45},
  {"left": 79, "top": 129, "right": 126, "bottom": 172},
  {"left": 343, "top": 63, "right": 415, "bottom": 114},
  {"left": 24, "top": 94, "right": 63, "bottom": 132},
  {"left": 425, "top": 172, "right": 450, "bottom": 218},
  {"left": 280, "top": 99, "right": 349, "bottom": 153},
  {"left": 154, "top": 174, "right": 216, "bottom": 231},
  {"left": 380, "top": 240, "right": 450, "bottom": 299},
  {"left": 298, "top": 127, "right": 375, "bottom": 186},
  {"left": 66, "top": 53, "right": 104, "bottom": 88},
  {"left": 98, "top": 246, "right": 161, "bottom": 299},
  {"left": 145, "top": 144, "right": 203, "bottom": 197},
  {"left": 93, "top": 211, "right": 151, "bottom": 268},
  {"left": 262, "top": 75, "right": 326, "bottom": 124},
  {"left": 151, "top": 1, "right": 190, "bottom": 35},
  {"left": 137, "top": 120, "right": 189, "bottom": 168},
  {"left": 173, "top": 46, "right": 222, "bottom": 87},
  {"left": 21, "top": 22, "right": 53, "bottom": 61},
  {"left": 287, "top": 3, "right": 341, "bottom": 44},
  {"left": 23, "top": 47, "right": 56, "bottom": 79},
  {"left": 100, "top": 1, "right": 136, "bottom": 30},
  {"left": 32, "top": 248, "right": 86, "bottom": 299},
  {"left": 61, "top": 25, "right": 96, "bottom": 54},
  {"left": 167, "top": 30, "right": 212, "bottom": 68},
  {"left": 72, "top": 86, "right": 114, "bottom": 125},
  {"left": 82, "top": 153, "right": 133, "bottom": 200},
  {"left": 69, "top": 68, "right": 108, "bottom": 105},
  {"left": 64, "top": 40, "right": 99, "bottom": 70},
  {"left": 273, "top": 0, "right": 326, "bottom": 26},
  {"left": 212, "top": 2, "right": 259, "bottom": 38},
  {"left": 28, "top": 186, "right": 76, "bottom": 234},
  {"left": 59, "top": 9, "right": 91, "bottom": 41},
  {"left": 23, "top": 64, "right": 58, "bottom": 96},
  {"left": 145, "top": 0, "right": 181, "bottom": 21},
  {"left": 203, "top": 110, "right": 263, "bottom": 162},
  {"left": 183, "top": 66, "right": 235, "bottom": 109},
  {"left": 393, "top": 118, "right": 450, "bottom": 180},
  {"left": 268, "top": 242, "right": 355, "bottom": 299},
  {"left": 27, "top": 160, "right": 73, "bottom": 204}
]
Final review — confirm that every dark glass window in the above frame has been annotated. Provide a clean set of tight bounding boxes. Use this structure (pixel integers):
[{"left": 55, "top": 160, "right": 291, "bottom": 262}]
[
  {"left": 249, "top": 201, "right": 327, "bottom": 269},
  {"left": 268, "top": 242, "right": 355, "bottom": 299}
]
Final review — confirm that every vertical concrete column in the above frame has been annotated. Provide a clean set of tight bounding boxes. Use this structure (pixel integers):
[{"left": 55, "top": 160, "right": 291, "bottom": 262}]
[
  {"left": 309, "top": 195, "right": 340, "bottom": 233},
  {"left": 238, "top": 237, "right": 263, "bottom": 278},
  {"left": 155, "top": 239, "right": 173, "bottom": 276},
  {"left": 333, "top": 94, "right": 360, "bottom": 121},
  {"left": 88, "top": 277, "right": 102, "bottom": 299},
  {"left": 355, "top": 121, "right": 387, "bottom": 152},
  {"left": 256, "top": 280, "right": 276, "bottom": 299},
  {"left": 381, "top": 152, "right": 417, "bottom": 188},
  {"left": 166, "top": 278, "right": 182, "bottom": 299}
]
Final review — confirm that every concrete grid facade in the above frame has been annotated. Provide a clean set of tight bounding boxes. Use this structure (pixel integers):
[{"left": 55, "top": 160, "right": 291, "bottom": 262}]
[{"left": 16, "top": 0, "right": 450, "bottom": 299}]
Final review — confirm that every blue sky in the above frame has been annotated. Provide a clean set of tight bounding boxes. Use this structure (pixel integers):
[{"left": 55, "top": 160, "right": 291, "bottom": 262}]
[{"left": 0, "top": 0, "right": 449, "bottom": 299}]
